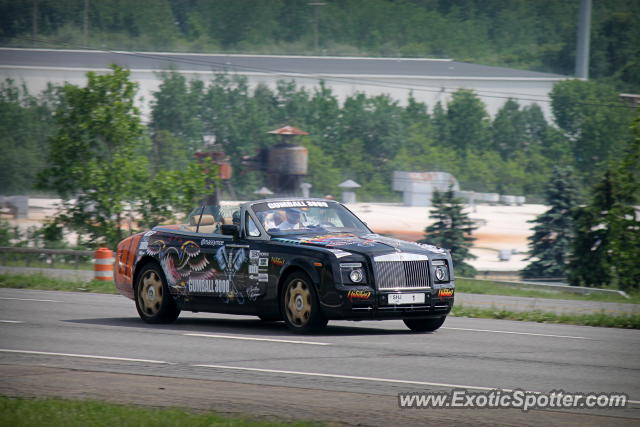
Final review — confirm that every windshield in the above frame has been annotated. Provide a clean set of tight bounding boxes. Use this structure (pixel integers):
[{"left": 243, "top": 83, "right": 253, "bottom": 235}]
[{"left": 251, "top": 200, "right": 370, "bottom": 235}]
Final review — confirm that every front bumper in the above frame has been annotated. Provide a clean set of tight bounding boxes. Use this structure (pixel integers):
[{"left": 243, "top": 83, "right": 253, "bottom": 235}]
[{"left": 322, "top": 290, "right": 454, "bottom": 320}]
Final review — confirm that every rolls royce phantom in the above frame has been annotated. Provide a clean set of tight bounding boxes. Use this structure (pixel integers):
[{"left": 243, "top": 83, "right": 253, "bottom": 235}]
[{"left": 114, "top": 198, "right": 454, "bottom": 333}]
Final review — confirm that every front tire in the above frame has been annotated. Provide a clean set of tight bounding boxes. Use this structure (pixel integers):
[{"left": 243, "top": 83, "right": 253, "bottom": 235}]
[
  {"left": 134, "top": 263, "right": 180, "bottom": 324},
  {"left": 281, "top": 272, "right": 327, "bottom": 333},
  {"left": 403, "top": 316, "right": 446, "bottom": 332}
]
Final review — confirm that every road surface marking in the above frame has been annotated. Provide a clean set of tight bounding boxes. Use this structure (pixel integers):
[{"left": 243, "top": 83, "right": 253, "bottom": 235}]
[
  {"left": 0, "top": 297, "right": 63, "bottom": 303},
  {"left": 0, "top": 349, "right": 172, "bottom": 364},
  {"left": 184, "top": 333, "right": 331, "bottom": 346},
  {"left": 443, "top": 327, "right": 592, "bottom": 340},
  {"left": 0, "top": 320, "right": 24, "bottom": 324},
  {"left": 193, "top": 364, "right": 501, "bottom": 390},
  {"left": 193, "top": 364, "right": 640, "bottom": 404}
]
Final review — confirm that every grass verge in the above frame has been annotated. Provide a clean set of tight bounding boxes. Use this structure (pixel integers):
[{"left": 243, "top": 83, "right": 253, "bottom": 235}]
[
  {"left": 0, "top": 273, "right": 117, "bottom": 294},
  {"left": 452, "top": 305, "right": 640, "bottom": 329},
  {"left": 456, "top": 278, "right": 640, "bottom": 304},
  {"left": 0, "top": 396, "right": 316, "bottom": 427}
]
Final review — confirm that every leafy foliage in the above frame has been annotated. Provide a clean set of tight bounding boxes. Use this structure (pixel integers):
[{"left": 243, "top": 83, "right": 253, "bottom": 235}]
[
  {"left": 147, "top": 72, "right": 587, "bottom": 201},
  {"left": 523, "top": 167, "right": 579, "bottom": 279},
  {"left": 136, "top": 158, "right": 220, "bottom": 230},
  {"left": 550, "top": 80, "right": 634, "bottom": 188},
  {"left": 37, "top": 66, "right": 217, "bottom": 247},
  {"left": 419, "top": 188, "right": 477, "bottom": 276},
  {"left": 568, "top": 118, "right": 640, "bottom": 290},
  {"left": 0, "top": 80, "right": 56, "bottom": 194},
  {"left": 38, "top": 65, "right": 148, "bottom": 246}
]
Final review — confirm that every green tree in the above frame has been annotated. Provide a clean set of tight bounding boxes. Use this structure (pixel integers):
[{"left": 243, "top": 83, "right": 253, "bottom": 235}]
[
  {"left": 551, "top": 80, "right": 634, "bottom": 187},
  {"left": 523, "top": 167, "right": 579, "bottom": 279},
  {"left": 419, "top": 188, "right": 477, "bottom": 276},
  {"left": 200, "top": 74, "right": 272, "bottom": 199},
  {"left": 431, "top": 101, "right": 449, "bottom": 146},
  {"left": 568, "top": 118, "right": 640, "bottom": 290},
  {"left": 136, "top": 158, "right": 220, "bottom": 229},
  {"left": 38, "top": 65, "right": 149, "bottom": 247},
  {"left": 491, "top": 99, "right": 527, "bottom": 159},
  {"left": 306, "top": 81, "right": 341, "bottom": 152},
  {"left": 150, "top": 71, "right": 206, "bottom": 159},
  {"left": 0, "top": 80, "right": 57, "bottom": 194},
  {"left": 446, "top": 89, "right": 491, "bottom": 153},
  {"left": 150, "top": 130, "right": 191, "bottom": 172}
]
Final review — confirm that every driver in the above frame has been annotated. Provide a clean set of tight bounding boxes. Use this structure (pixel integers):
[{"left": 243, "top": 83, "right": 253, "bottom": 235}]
[{"left": 277, "top": 208, "right": 303, "bottom": 230}]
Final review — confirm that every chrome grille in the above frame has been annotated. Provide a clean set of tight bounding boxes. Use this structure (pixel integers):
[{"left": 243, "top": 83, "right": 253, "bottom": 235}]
[{"left": 373, "top": 253, "right": 430, "bottom": 290}]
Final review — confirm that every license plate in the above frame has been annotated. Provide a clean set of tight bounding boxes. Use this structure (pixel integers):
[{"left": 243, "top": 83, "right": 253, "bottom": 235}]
[{"left": 387, "top": 293, "right": 425, "bottom": 305}]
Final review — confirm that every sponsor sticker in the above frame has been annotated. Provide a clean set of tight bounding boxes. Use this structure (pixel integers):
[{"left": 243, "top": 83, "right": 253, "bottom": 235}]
[
  {"left": 249, "top": 265, "right": 259, "bottom": 274},
  {"left": 249, "top": 250, "right": 260, "bottom": 259},
  {"left": 201, "top": 239, "right": 224, "bottom": 246},
  {"left": 188, "top": 279, "right": 231, "bottom": 294},
  {"left": 258, "top": 257, "right": 269, "bottom": 267},
  {"left": 346, "top": 290, "right": 372, "bottom": 302},
  {"left": 438, "top": 288, "right": 454, "bottom": 297},
  {"left": 271, "top": 257, "right": 285, "bottom": 266},
  {"left": 258, "top": 273, "right": 269, "bottom": 282},
  {"left": 266, "top": 200, "right": 328, "bottom": 209}
]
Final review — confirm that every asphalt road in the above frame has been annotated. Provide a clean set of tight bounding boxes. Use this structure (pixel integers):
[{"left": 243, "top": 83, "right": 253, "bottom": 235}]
[
  {"left": 1, "top": 288, "right": 639, "bottom": 426},
  {"left": 0, "top": 48, "right": 564, "bottom": 78}
]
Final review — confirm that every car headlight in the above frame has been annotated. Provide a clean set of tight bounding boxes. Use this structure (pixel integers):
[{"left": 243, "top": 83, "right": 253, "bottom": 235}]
[
  {"left": 432, "top": 260, "right": 449, "bottom": 283},
  {"left": 340, "top": 262, "right": 366, "bottom": 284},
  {"left": 349, "top": 269, "right": 364, "bottom": 283}
]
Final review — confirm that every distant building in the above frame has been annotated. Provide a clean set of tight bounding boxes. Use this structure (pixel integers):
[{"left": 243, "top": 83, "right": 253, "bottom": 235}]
[
  {"left": 0, "top": 48, "right": 570, "bottom": 120},
  {"left": 393, "top": 171, "right": 525, "bottom": 206},
  {"left": 392, "top": 171, "right": 459, "bottom": 206}
]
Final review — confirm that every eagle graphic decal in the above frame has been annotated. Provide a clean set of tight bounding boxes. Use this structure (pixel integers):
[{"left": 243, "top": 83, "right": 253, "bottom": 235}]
[{"left": 147, "top": 239, "right": 216, "bottom": 293}]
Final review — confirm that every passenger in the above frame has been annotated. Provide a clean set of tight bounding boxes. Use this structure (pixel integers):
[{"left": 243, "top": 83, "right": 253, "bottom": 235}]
[
  {"left": 273, "top": 210, "right": 286, "bottom": 227},
  {"left": 232, "top": 211, "right": 241, "bottom": 226},
  {"left": 262, "top": 210, "right": 285, "bottom": 230},
  {"left": 277, "top": 208, "right": 303, "bottom": 230}
]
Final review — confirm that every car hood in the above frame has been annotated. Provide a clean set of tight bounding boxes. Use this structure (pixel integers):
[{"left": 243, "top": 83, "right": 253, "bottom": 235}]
[{"left": 272, "top": 232, "right": 448, "bottom": 258}]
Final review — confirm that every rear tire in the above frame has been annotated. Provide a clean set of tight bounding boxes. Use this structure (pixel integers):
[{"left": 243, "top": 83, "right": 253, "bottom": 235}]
[
  {"left": 403, "top": 316, "right": 446, "bottom": 332},
  {"left": 134, "top": 263, "right": 180, "bottom": 324},
  {"left": 281, "top": 272, "right": 328, "bottom": 333}
]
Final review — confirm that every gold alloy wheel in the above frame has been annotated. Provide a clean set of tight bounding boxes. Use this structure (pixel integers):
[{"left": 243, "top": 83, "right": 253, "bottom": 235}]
[
  {"left": 139, "top": 271, "right": 163, "bottom": 316},
  {"left": 285, "top": 279, "right": 311, "bottom": 326}
]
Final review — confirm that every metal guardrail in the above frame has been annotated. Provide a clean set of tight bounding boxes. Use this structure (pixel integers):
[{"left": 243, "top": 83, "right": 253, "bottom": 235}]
[
  {"left": 459, "top": 276, "right": 630, "bottom": 299},
  {"left": 0, "top": 246, "right": 95, "bottom": 270}
]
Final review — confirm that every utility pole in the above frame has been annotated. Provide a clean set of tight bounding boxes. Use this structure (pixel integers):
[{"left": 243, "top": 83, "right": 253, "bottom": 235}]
[
  {"left": 575, "top": 0, "right": 592, "bottom": 79},
  {"left": 308, "top": 2, "right": 326, "bottom": 53}
]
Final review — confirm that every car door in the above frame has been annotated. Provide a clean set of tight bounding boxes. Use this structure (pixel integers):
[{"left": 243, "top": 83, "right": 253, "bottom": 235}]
[
  {"left": 243, "top": 210, "right": 272, "bottom": 304},
  {"left": 179, "top": 207, "right": 250, "bottom": 310}
]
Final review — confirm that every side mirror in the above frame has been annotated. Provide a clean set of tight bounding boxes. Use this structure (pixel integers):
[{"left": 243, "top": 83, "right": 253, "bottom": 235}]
[{"left": 221, "top": 224, "right": 239, "bottom": 238}]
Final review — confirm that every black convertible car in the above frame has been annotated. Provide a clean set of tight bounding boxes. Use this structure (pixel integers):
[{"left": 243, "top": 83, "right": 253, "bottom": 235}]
[{"left": 114, "top": 198, "right": 454, "bottom": 333}]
